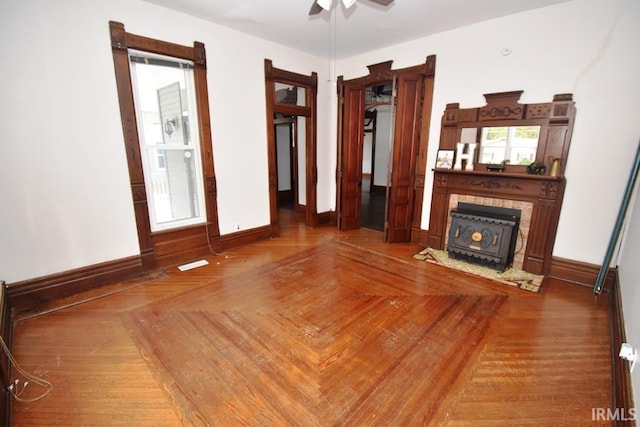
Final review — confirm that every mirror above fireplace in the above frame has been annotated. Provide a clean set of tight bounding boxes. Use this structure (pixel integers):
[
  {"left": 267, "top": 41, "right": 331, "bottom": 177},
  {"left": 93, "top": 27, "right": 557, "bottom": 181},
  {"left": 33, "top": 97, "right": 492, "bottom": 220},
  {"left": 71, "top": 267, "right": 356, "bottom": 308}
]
[
  {"left": 440, "top": 91, "right": 575, "bottom": 176},
  {"left": 461, "top": 125, "right": 541, "bottom": 166}
]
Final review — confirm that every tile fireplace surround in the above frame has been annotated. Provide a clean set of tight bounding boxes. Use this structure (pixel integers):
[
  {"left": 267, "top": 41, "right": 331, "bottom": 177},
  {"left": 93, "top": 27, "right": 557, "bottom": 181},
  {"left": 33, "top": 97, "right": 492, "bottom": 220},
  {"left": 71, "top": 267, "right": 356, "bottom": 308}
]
[{"left": 427, "top": 169, "right": 565, "bottom": 276}]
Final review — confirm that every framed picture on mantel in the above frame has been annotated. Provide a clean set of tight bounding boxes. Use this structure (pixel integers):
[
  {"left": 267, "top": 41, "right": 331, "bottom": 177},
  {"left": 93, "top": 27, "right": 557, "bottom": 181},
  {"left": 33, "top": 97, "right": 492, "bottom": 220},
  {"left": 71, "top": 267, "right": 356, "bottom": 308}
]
[{"left": 436, "top": 149, "right": 454, "bottom": 169}]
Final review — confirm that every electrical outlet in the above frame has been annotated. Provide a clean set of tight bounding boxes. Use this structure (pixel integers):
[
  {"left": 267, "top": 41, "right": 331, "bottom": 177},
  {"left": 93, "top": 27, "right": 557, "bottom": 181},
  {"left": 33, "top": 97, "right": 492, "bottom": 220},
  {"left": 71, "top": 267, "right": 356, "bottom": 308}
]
[
  {"left": 619, "top": 343, "right": 638, "bottom": 372},
  {"left": 235, "top": 223, "right": 240, "bottom": 230}
]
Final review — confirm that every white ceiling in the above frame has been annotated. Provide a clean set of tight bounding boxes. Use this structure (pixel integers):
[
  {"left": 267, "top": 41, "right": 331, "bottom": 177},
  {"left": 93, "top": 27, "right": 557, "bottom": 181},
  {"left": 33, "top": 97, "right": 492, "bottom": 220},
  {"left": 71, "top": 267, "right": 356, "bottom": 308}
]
[{"left": 142, "top": 0, "right": 571, "bottom": 59}]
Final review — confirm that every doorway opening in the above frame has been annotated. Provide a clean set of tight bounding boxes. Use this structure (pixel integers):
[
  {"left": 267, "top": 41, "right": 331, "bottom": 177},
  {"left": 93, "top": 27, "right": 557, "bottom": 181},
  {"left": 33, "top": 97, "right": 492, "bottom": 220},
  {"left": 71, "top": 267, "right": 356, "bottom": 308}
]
[
  {"left": 274, "top": 114, "right": 303, "bottom": 213},
  {"left": 264, "top": 60, "right": 318, "bottom": 237},
  {"left": 337, "top": 57, "right": 436, "bottom": 243},
  {"left": 361, "top": 84, "right": 393, "bottom": 231}
]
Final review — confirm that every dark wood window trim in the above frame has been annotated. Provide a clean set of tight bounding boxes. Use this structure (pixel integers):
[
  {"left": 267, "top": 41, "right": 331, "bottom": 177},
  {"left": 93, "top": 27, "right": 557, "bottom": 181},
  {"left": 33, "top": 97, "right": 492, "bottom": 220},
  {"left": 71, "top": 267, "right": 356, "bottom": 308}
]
[{"left": 109, "top": 21, "right": 221, "bottom": 269}]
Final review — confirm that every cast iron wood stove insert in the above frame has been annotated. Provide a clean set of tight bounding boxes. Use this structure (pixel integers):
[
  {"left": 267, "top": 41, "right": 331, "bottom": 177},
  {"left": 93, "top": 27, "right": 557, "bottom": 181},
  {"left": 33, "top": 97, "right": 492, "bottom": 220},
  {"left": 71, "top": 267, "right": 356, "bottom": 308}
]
[{"left": 447, "top": 203, "right": 521, "bottom": 272}]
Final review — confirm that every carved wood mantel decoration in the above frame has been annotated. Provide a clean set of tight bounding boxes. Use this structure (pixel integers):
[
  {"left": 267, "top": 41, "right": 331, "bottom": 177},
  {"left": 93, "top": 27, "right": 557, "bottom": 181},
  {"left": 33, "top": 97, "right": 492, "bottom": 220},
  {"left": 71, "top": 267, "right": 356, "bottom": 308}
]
[
  {"left": 439, "top": 91, "right": 575, "bottom": 175},
  {"left": 428, "top": 91, "right": 576, "bottom": 276}
]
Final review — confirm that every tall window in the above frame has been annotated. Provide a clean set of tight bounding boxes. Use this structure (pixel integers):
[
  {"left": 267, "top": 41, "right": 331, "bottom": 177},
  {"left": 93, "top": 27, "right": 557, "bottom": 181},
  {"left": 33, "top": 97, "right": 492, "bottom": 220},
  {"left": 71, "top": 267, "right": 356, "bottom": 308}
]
[
  {"left": 129, "top": 52, "right": 205, "bottom": 231},
  {"left": 110, "top": 21, "right": 220, "bottom": 268}
]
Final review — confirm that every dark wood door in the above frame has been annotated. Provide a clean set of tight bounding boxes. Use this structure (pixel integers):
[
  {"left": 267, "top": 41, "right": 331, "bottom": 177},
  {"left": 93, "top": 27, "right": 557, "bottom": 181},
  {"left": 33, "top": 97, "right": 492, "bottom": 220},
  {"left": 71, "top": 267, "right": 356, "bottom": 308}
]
[
  {"left": 386, "top": 72, "right": 423, "bottom": 242},
  {"left": 338, "top": 82, "right": 366, "bottom": 230}
]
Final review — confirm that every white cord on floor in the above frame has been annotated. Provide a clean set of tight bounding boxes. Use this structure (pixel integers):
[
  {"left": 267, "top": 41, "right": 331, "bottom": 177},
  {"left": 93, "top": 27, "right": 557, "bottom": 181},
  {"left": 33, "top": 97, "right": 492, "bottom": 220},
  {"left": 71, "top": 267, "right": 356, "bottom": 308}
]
[{"left": 0, "top": 335, "right": 53, "bottom": 402}]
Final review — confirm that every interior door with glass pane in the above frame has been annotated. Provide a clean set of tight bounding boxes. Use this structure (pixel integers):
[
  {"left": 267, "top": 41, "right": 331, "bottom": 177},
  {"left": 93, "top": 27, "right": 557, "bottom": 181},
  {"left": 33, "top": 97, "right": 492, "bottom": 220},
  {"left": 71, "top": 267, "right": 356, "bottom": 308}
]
[{"left": 129, "top": 53, "right": 206, "bottom": 232}]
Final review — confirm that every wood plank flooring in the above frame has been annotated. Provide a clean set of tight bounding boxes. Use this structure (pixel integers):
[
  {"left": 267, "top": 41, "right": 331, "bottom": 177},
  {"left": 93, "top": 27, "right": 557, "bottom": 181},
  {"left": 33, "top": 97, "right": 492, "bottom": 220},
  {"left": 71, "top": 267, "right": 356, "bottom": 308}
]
[{"left": 9, "top": 209, "right": 612, "bottom": 426}]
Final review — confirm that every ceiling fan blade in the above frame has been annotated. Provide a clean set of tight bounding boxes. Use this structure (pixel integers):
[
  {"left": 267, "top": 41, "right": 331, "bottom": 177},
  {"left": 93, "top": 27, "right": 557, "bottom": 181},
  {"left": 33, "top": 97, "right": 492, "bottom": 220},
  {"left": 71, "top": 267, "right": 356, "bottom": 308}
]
[
  {"left": 309, "top": 1, "right": 323, "bottom": 15},
  {"left": 369, "top": 0, "right": 394, "bottom": 6},
  {"left": 317, "top": 0, "right": 333, "bottom": 10}
]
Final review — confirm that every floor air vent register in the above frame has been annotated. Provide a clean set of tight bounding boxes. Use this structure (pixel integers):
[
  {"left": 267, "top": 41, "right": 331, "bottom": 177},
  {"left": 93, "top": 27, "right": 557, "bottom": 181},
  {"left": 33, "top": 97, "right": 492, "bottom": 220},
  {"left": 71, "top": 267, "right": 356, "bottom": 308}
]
[{"left": 447, "top": 203, "right": 521, "bottom": 272}]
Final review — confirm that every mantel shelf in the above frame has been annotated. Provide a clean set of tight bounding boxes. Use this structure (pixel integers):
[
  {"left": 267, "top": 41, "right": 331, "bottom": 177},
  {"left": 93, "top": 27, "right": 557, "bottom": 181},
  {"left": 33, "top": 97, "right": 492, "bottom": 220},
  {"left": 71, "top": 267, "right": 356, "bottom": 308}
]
[{"left": 432, "top": 168, "right": 564, "bottom": 182}]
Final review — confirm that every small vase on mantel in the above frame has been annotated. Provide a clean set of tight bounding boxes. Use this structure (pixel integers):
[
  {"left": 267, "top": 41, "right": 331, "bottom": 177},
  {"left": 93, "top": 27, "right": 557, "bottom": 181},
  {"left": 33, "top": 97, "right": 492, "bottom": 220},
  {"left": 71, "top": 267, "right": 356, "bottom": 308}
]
[{"left": 549, "top": 157, "right": 561, "bottom": 177}]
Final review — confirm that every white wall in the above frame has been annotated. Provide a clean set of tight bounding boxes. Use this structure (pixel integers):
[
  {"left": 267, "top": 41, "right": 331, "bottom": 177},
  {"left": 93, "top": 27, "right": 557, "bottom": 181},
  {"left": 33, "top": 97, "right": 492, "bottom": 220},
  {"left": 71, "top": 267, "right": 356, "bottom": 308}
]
[
  {"left": 373, "top": 105, "right": 392, "bottom": 187},
  {"left": 362, "top": 133, "right": 372, "bottom": 174},
  {"left": 297, "top": 116, "right": 307, "bottom": 205},
  {"left": 275, "top": 125, "right": 291, "bottom": 191},
  {"left": 337, "top": 0, "right": 640, "bottom": 267},
  {"left": 0, "top": 0, "right": 329, "bottom": 282}
]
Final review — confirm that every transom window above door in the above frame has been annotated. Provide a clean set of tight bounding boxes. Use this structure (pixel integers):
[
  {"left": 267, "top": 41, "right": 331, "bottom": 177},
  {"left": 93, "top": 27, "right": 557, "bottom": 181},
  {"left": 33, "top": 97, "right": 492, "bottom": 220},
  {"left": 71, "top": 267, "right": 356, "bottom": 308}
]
[{"left": 274, "top": 82, "right": 307, "bottom": 107}]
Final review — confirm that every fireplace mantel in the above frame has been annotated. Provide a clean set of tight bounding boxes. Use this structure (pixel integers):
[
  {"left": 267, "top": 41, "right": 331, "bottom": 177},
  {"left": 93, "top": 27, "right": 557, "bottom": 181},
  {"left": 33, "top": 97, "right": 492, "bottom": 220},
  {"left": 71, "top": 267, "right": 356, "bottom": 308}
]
[
  {"left": 427, "top": 169, "right": 565, "bottom": 275},
  {"left": 429, "top": 91, "right": 576, "bottom": 276}
]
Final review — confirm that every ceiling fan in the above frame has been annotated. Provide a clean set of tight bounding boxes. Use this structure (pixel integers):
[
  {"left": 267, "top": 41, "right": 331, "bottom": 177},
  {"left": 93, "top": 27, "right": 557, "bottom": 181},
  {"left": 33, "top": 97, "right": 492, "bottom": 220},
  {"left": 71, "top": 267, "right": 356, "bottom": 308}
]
[{"left": 309, "top": 0, "right": 394, "bottom": 16}]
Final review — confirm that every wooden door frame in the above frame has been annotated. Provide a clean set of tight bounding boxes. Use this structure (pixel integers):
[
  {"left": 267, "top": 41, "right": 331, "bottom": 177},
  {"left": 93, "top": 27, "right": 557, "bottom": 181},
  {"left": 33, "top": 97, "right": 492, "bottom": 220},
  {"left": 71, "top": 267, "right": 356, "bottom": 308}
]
[
  {"left": 264, "top": 59, "right": 318, "bottom": 236},
  {"left": 336, "top": 56, "right": 436, "bottom": 242}
]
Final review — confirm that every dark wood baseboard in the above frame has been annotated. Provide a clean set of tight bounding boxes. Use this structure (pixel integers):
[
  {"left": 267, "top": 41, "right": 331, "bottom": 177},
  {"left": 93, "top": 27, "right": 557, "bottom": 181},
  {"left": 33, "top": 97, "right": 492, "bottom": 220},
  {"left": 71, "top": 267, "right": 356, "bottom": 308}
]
[
  {"left": 6, "top": 224, "right": 275, "bottom": 317},
  {"left": 7, "top": 256, "right": 148, "bottom": 315},
  {"left": 316, "top": 210, "right": 333, "bottom": 226},
  {"left": 277, "top": 190, "right": 293, "bottom": 201},
  {"left": 329, "top": 210, "right": 337, "bottom": 225},
  {"left": 412, "top": 227, "right": 429, "bottom": 245},
  {"left": 4, "top": 223, "right": 277, "bottom": 319},
  {"left": 152, "top": 223, "right": 222, "bottom": 268},
  {"left": 549, "top": 256, "right": 617, "bottom": 288},
  {"left": 0, "top": 282, "right": 11, "bottom": 427},
  {"left": 154, "top": 234, "right": 212, "bottom": 268},
  {"left": 220, "top": 225, "right": 273, "bottom": 251},
  {"left": 609, "top": 270, "right": 637, "bottom": 427}
]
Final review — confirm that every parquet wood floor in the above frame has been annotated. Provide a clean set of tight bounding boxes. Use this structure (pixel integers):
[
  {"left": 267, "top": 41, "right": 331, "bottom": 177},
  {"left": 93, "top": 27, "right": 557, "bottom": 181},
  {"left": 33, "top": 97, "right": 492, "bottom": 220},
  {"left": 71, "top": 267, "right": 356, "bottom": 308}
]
[{"left": 9, "top": 209, "right": 612, "bottom": 426}]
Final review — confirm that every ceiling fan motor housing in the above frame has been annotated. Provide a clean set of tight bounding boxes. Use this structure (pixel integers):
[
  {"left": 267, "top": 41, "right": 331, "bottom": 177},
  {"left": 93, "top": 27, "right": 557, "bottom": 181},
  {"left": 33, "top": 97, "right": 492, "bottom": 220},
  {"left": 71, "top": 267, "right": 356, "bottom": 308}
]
[{"left": 310, "top": 0, "right": 394, "bottom": 15}]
